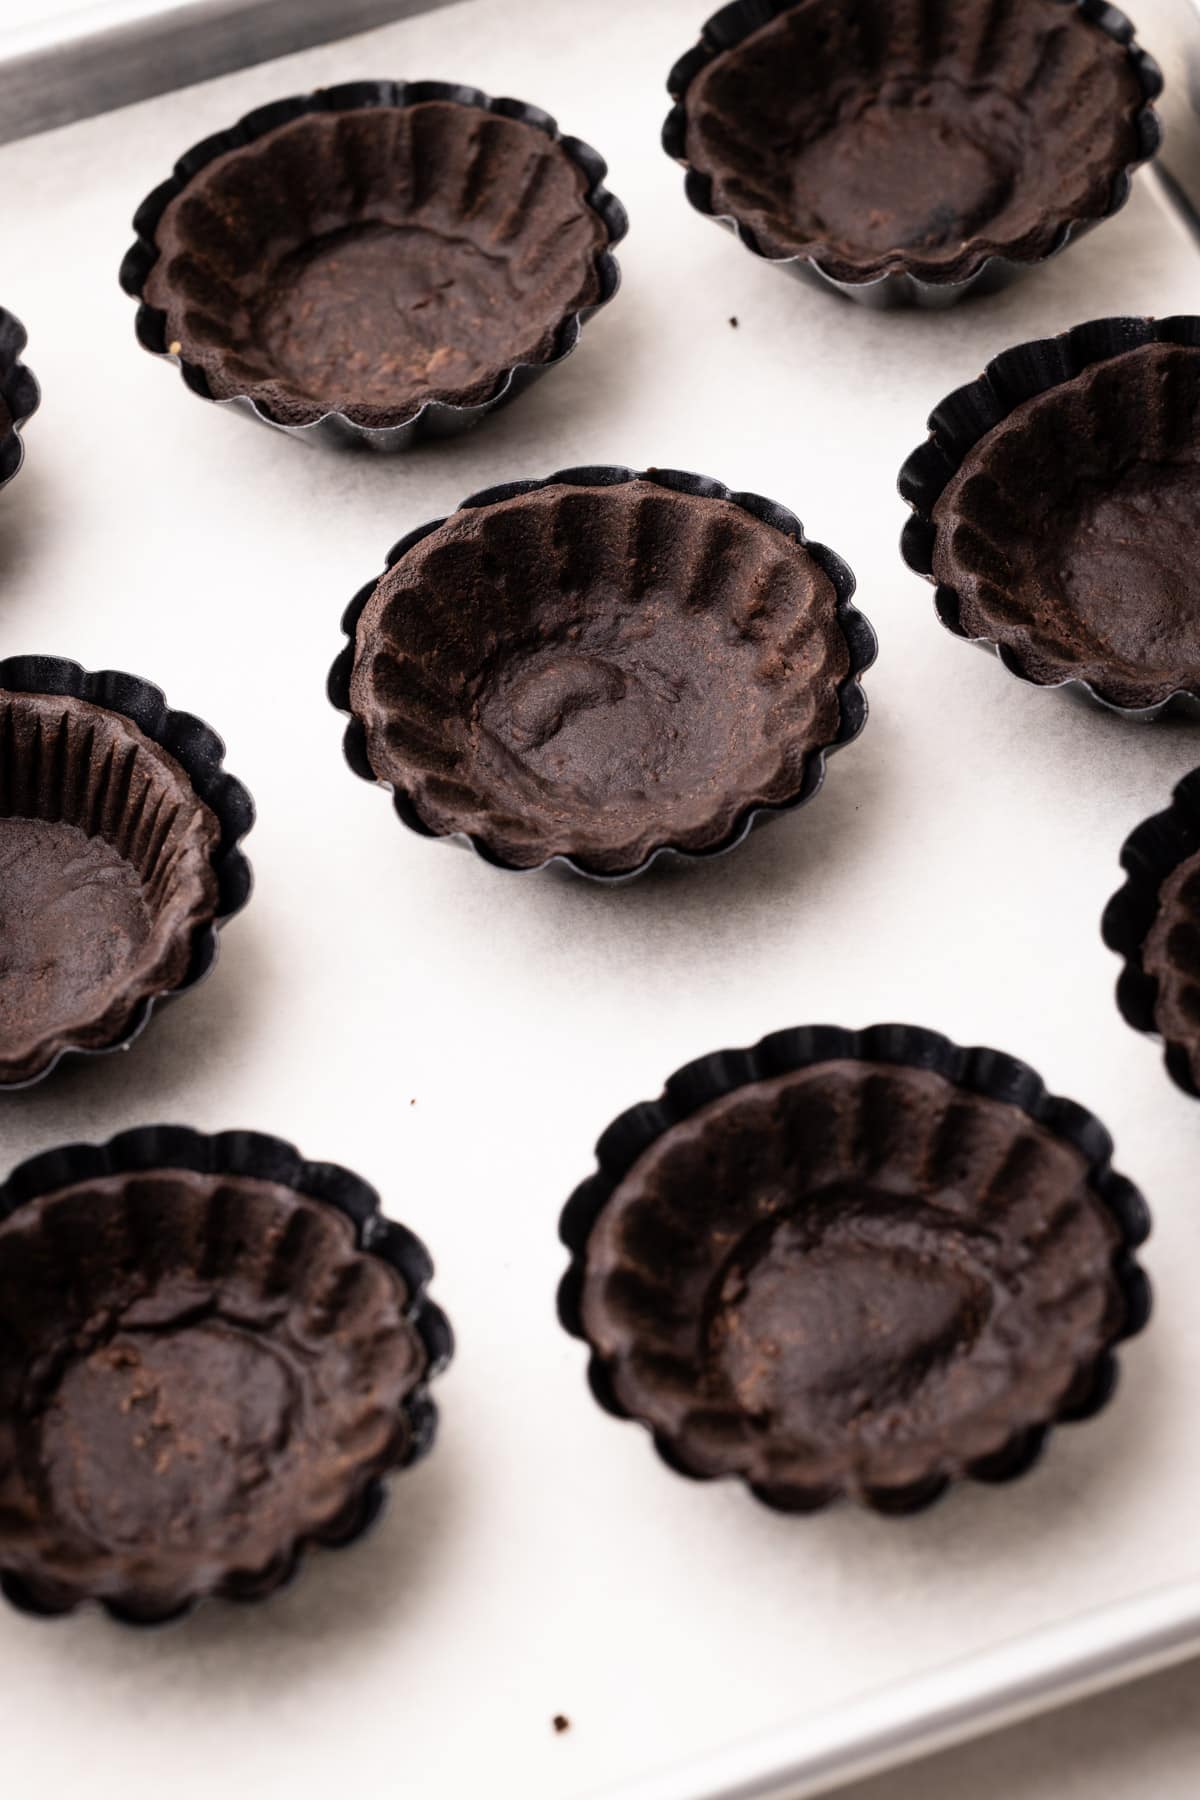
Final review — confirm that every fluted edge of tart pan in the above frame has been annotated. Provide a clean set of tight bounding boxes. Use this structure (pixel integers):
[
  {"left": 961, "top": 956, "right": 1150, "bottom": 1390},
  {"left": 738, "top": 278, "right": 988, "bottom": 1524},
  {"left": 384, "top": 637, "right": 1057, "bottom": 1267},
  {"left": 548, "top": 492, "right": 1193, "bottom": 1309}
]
[
  {"left": 0, "top": 655, "right": 253, "bottom": 1088},
  {"left": 899, "top": 314, "right": 1200, "bottom": 715},
  {"left": 328, "top": 465, "right": 876, "bottom": 881},
  {"left": 0, "top": 307, "right": 39, "bottom": 489},
  {"left": 120, "top": 79, "right": 627, "bottom": 449},
  {"left": 1103, "top": 768, "right": 1200, "bottom": 1100},
  {"left": 664, "top": 0, "right": 1162, "bottom": 308},
  {"left": 0, "top": 1124, "right": 452, "bottom": 1622},
  {"left": 559, "top": 1023, "right": 1150, "bottom": 1514}
]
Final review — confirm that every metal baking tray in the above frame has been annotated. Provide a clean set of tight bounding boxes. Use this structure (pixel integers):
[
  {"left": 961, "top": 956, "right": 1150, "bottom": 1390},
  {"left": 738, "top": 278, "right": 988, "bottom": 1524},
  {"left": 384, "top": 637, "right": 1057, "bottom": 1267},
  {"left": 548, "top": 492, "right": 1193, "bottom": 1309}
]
[
  {"left": 1152, "top": 0, "right": 1200, "bottom": 223},
  {"left": 0, "top": 0, "right": 456, "bottom": 142},
  {"left": 2, "top": 1, "right": 1200, "bottom": 1797}
]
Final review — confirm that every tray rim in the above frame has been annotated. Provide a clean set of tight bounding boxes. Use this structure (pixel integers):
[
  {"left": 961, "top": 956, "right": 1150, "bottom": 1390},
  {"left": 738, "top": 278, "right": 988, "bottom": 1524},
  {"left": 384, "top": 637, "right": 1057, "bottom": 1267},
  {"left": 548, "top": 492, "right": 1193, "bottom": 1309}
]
[{"left": 0, "top": 0, "right": 460, "bottom": 145}]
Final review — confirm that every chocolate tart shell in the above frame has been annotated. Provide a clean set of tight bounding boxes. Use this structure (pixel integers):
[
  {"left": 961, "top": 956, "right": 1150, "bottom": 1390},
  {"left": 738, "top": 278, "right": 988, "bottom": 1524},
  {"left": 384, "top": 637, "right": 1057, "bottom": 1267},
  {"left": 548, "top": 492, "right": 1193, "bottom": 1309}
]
[
  {"left": 664, "top": 0, "right": 1162, "bottom": 309},
  {"left": 0, "top": 307, "right": 39, "bottom": 489},
  {"left": 328, "top": 465, "right": 876, "bottom": 881},
  {"left": 559, "top": 1024, "right": 1150, "bottom": 1514},
  {"left": 119, "top": 80, "right": 627, "bottom": 450},
  {"left": 0, "top": 656, "right": 253, "bottom": 1087},
  {"left": 900, "top": 314, "right": 1200, "bottom": 715},
  {"left": 1103, "top": 768, "right": 1200, "bottom": 1100},
  {"left": 0, "top": 1125, "right": 451, "bottom": 1623}
]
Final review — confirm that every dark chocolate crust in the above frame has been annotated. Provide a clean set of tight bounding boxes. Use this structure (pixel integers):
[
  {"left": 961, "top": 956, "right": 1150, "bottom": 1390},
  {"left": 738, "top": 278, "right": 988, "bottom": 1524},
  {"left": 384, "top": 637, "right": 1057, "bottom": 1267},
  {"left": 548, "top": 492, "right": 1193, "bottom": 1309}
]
[
  {"left": 562, "top": 1028, "right": 1150, "bottom": 1512},
  {"left": 672, "top": 0, "right": 1159, "bottom": 290},
  {"left": 347, "top": 477, "right": 859, "bottom": 876},
  {"left": 143, "top": 100, "right": 610, "bottom": 430},
  {"left": 1103, "top": 768, "right": 1200, "bottom": 1101},
  {"left": 0, "top": 1135, "right": 449, "bottom": 1621},
  {"left": 0, "top": 690, "right": 221, "bottom": 1085},
  {"left": 1143, "top": 848, "right": 1200, "bottom": 1087},
  {"left": 931, "top": 340, "right": 1200, "bottom": 710}
]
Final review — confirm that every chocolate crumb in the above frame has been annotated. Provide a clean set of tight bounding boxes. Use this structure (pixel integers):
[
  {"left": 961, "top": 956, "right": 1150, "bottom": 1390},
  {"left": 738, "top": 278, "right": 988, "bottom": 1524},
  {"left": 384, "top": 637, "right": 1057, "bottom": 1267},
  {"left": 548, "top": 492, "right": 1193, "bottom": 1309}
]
[{"left": 553, "top": 1715, "right": 570, "bottom": 1735}]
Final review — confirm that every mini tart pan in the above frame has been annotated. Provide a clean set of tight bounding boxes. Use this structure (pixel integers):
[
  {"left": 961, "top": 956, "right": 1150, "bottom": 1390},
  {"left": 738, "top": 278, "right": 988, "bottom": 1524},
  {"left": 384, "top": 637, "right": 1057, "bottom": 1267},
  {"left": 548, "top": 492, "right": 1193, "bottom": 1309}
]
[
  {"left": 329, "top": 466, "right": 876, "bottom": 881},
  {"left": 0, "top": 1125, "right": 451, "bottom": 1622},
  {"left": 0, "top": 307, "right": 39, "bottom": 488},
  {"left": 559, "top": 1024, "right": 1150, "bottom": 1514},
  {"left": 664, "top": 0, "right": 1162, "bottom": 309},
  {"left": 900, "top": 315, "right": 1200, "bottom": 714},
  {"left": 1103, "top": 768, "right": 1200, "bottom": 1100},
  {"left": 120, "top": 80, "right": 627, "bottom": 449},
  {"left": 0, "top": 656, "right": 253, "bottom": 1087}
]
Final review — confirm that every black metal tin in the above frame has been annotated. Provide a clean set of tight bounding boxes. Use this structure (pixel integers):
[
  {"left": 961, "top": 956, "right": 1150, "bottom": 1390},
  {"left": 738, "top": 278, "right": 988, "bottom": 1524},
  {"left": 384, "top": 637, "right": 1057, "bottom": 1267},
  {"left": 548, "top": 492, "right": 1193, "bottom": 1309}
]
[
  {"left": 0, "top": 306, "right": 39, "bottom": 488},
  {"left": 663, "top": 0, "right": 1162, "bottom": 309},
  {"left": 119, "top": 80, "right": 627, "bottom": 451},
  {"left": 328, "top": 465, "right": 877, "bottom": 881},
  {"left": 1103, "top": 768, "right": 1200, "bottom": 1099},
  {"left": 899, "top": 313, "right": 1200, "bottom": 716},
  {"left": 0, "top": 655, "right": 254, "bottom": 1087},
  {"left": 0, "top": 1124, "right": 452, "bottom": 1623},
  {"left": 559, "top": 1023, "right": 1151, "bottom": 1515}
]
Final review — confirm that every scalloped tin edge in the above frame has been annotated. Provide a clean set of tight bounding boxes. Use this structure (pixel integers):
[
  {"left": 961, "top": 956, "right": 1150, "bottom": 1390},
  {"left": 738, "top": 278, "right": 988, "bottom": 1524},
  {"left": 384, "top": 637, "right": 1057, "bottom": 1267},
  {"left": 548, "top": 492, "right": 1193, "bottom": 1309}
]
[
  {"left": 327, "top": 464, "right": 877, "bottom": 881},
  {"left": 558, "top": 1022, "right": 1152, "bottom": 1515},
  {"left": 0, "top": 1123, "right": 452, "bottom": 1624},
  {"left": 119, "top": 78, "right": 628, "bottom": 450},
  {"left": 1102, "top": 766, "right": 1200, "bottom": 1100},
  {"left": 0, "top": 306, "right": 40, "bottom": 489},
  {"left": 0, "top": 654, "right": 255, "bottom": 1088},
  {"left": 662, "top": 0, "right": 1163, "bottom": 310},
  {"left": 898, "top": 312, "right": 1200, "bottom": 716}
]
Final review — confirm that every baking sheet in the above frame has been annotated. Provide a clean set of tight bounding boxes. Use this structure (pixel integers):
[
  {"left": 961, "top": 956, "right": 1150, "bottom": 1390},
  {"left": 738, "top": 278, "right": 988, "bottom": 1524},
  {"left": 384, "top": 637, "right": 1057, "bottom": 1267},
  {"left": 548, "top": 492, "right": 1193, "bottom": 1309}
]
[
  {"left": 1, "top": 0, "right": 1199, "bottom": 1796},
  {"left": 0, "top": 0, "right": 456, "bottom": 142},
  {"left": 1151, "top": 0, "right": 1200, "bottom": 221}
]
